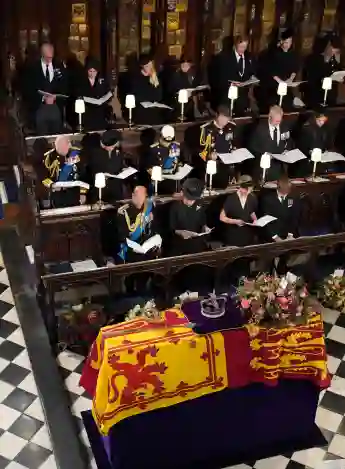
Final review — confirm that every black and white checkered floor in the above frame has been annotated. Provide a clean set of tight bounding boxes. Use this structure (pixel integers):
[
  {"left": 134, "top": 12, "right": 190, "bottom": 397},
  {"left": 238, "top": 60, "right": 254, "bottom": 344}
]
[
  {"left": 3, "top": 240, "right": 345, "bottom": 469},
  {"left": 0, "top": 254, "right": 56, "bottom": 469}
]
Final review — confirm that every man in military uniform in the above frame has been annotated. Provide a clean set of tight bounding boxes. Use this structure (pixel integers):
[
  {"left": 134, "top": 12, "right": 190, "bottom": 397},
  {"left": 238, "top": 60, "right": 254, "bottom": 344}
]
[
  {"left": 199, "top": 105, "right": 236, "bottom": 188},
  {"left": 42, "top": 135, "right": 88, "bottom": 208},
  {"left": 147, "top": 125, "right": 183, "bottom": 194}
]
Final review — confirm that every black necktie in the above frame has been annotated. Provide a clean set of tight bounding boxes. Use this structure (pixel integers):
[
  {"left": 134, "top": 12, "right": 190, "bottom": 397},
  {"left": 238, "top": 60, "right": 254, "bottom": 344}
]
[
  {"left": 45, "top": 64, "right": 50, "bottom": 81},
  {"left": 273, "top": 127, "right": 278, "bottom": 144},
  {"left": 238, "top": 55, "right": 244, "bottom": 76}
]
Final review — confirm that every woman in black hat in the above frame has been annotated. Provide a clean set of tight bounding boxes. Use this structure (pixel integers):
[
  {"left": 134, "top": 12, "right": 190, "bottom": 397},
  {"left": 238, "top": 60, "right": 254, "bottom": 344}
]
[
  {"left": 302, "top": 35, "right": 342, "bottom": 108},
  {"left": 77, "top": 57, "right": 112, "bottom": 131},
  {"left": 168, "top": 178, "right": 209, "bottom": 256},
  {"left": 88, "top": 129, "right": 129, "bottom": 203},
  {"left": 131, "top": 54, "right": 164, "bottom": 125}
]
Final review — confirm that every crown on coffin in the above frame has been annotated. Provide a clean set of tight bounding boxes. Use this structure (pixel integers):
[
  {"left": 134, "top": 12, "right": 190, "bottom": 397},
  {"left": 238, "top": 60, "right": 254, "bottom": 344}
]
[{"left": 201, "top": 293, "right": 227, "bottom": 318}]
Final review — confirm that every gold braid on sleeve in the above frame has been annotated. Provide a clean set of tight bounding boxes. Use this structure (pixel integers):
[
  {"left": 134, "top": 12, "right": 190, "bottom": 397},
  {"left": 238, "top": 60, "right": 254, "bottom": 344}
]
[{"left": 199, "top": 128, "right": 211, "bottom": 161}]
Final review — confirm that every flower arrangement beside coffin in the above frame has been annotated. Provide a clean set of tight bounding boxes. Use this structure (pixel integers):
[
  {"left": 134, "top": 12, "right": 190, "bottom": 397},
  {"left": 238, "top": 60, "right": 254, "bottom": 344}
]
[
  {"left": 237, "top": 273, "right": 310, "bottom": 328},
  {"left": 125, "top": 300, "right": 162, "bottom": 321},
  {"left": 317, "top": 271, "right": 345, "bottom": 312}
]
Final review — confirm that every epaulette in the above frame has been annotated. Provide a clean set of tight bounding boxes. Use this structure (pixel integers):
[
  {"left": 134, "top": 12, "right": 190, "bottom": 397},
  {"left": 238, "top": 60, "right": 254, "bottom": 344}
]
[
  {"left": 43, "top": 148, "right": 55, "bottom": 157},
  {"left": 150, "top": 142, "right": 159, "bottom": 148},
  {"left": 200, "top": 121, "right": 211, "bottom": 129},
  {"left": 117, "top": 203, "right": 129, "bottom": 215}
]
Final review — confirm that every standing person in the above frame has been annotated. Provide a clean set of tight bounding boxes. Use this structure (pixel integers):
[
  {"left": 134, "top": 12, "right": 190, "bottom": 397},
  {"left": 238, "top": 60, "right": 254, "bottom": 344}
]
[
  {"left": 131, "top": 54, "right": 165, "bottom": 125},
  {"left": 263, "top": 29, "right": 300, "bottom": 111},
  {"left": 216, "top": 35, "right": 256, "bottom": 115},
  {"left": 199, "top": 105, "right": 237, "bottom": 188},
  {"left": 25, "top": 42, "right": 68, "bottom": 135},
  {"left": 76, "top": 57, "right": 112, "bottom": 131},
  {"left": 303, "top": 35, "right": 342, "bottom": 108}
]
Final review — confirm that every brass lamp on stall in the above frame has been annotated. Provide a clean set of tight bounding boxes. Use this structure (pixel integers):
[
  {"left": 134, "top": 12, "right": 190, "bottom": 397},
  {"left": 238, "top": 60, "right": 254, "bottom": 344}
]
[
  {"left": 322, "top": 77, "right": 332, "bottom": 106},
  {"left": 260, "top": 152, "right": 271, "bottom": 182},
  {"left": 206, "top": 159, "right": 217, "bottom": 193},
  {"left": 94, "top": 172, "right": 106, "bottom": 208},
  {"left": 310, "top": 148, "right": 322, "bottom": 179},
  {"left": 277, "top": 82, "right": 287, "bottom": 107},
  {"left": 228, "top": 85, "right": 238, "bottom": 117},
  {"left": 75, "top": 98, "right": 85, "bottom": 132},
  {"left": 178, "top": 89, "right": 189, "bottom": 122},
  {"left": 151, "top": 166, "right": 162, "bottom": 197},
  {"left": 125, "top": 94, "right": 136, "bottom": 128}
]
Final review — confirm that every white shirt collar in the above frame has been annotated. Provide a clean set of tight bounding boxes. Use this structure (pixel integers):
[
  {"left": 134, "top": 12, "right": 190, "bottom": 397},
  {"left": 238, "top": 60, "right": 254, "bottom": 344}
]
[
  {"left": 234, "top": 50, "right": 244, "bottom": 61},
  {"left": 41, "top": 59, "right": 54, "bottom": 81}
]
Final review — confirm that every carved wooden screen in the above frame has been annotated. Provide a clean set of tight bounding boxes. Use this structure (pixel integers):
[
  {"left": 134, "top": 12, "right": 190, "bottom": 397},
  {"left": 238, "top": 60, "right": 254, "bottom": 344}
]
[
  {"left": 299, "top": 0, "right": 325, "bottom": 56},
  {"left": 321, "top": 0, "right": 339, "bottom": 32},
  {"left": 259, "top": 0, "right": 276, "bottom": 50}
]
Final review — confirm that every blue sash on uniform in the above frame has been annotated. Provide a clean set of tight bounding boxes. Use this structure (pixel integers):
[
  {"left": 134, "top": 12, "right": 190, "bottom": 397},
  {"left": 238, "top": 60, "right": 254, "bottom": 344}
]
[
  {"left": 58, "top": 163, "right": 74, "bottom": 182},
  {"left": 118, "top": 199, "right": 153, "bottom": 261}
]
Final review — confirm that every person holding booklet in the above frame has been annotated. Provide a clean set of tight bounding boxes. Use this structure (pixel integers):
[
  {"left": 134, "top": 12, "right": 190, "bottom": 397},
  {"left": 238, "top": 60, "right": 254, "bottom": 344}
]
[
  {"left": 169, "top": 178, "right": 209, "bottom": 255},
  {"left": 249, "top": 105, "right": 294, "bottom": 180},
  {"left": 168, "top": 56, "right": 206, "bottom": 120},
  {"left": 199, "top": 105, "right": 237, "bottom": 188},
  {"left": 302, "top": 35, "right": 342, "bottom": 108},
  {"left": 131, "top": 54, "right": 165, "bottom": 125},
  {"left": 217, "top": 35, "right": 257, "bottom": 115},
  {"left": 295, "top": 110, "right": 335, "bottom": 177},
  {"left": 42, "top": 135, "right": 88, "bottom": 208},
  {"left": 77, "top": 57, "right": 112, "bottom": 130},
  {"left": 89, "top": 130, "right": 130, "bottom": 203}
]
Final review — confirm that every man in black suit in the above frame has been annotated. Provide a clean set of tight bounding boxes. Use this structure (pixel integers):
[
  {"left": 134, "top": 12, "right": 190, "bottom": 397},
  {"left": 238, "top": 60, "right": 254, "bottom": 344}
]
[
  {"left": 260, "top": 176, "right": 299, "bottom": 273},
  {"left": 214, "top": 35, "right": 256, "bottom": 115},
  {"left": 249, "top": 105, "right": 294, "bottom": 180},
  {"left": 24, "top": 42, "right": 67, "bottom": 135}
]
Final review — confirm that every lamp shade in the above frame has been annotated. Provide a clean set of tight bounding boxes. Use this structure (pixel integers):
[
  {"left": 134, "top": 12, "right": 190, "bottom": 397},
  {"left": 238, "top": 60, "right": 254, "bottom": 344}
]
[
  {"left": 178, "top": 89, "right": 189, "bottom": 104},
  {"left": 151, "top": 165, "right": 162, "bottom": 181},
  {"left": 311, "top": 148, "right": 322, "bottom": 162},
  {"left": 94, "top": 172, "right": 106, "bottom": 189},
  {"left": 125, "top": 94, "right": 136, "bottom": 109},
  {"left": 75, "top": 98, "right": 85, "bottom": 114},
  {"left": 260, "top": 152, "right": 271, "bottom": 169},
  {"left": 206, "top": 160, "right": 217, "bottom": 175},
  {"left": 322, "top": 77, "right": 332, "bottom": 91},
  {"left": 228, "top": 85, "right": 238, "bottom": 100},
  {"left": 277, "top": 82, "right": 288, "bottom": 96}
]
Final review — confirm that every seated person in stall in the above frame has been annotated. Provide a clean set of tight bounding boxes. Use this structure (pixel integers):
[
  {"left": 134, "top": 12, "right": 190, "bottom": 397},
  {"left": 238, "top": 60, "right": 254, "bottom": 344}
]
[
  {"left": 303, "top": 35, "right": 342, "bottom": 108},
  {"left": 89, "top": 129, "right": 131, "bottom": 203},
  {"left": 219, "top": 175, "right": 257, "bottom": 247},
  {"left": 24, "top": 42, "right": 68, "bottom": 135},
  {"left": 168, "top": 178, "right": 209, "bottom": 255},
  {"left": 199, "top": 105, "right": 237, "bottom": 188},
  {"left": 295, "top": 109, "right": 335, "bottom": 177},
  {"left": 42, "top": 135, "right": 88, "bottom": 208},
  {"left": 115, "top": 185, "right": 160, "bottom": 294},
  {"left": 146, "top": 125, "right": 183, "bottom": 194},
  {"left": 249, "top": 105, "right": 294, "bottom": 181},
  {"left": 168, "top": 56, "right": 207, "bottom": 120},
  {"left": 76, "top": 57, "right": 113, "bottom": 131},
  {"left": 216, "top": 35, "right": 257, "bottom": 115},
  {"left": 260, "top": 176, "right": 300, "bottom": 273},
  {"left": 263, "top": 29, "right": 300, "bottom": 112},
  {"left": 131, "top": 54, "right": 166, "bottom": 126}
]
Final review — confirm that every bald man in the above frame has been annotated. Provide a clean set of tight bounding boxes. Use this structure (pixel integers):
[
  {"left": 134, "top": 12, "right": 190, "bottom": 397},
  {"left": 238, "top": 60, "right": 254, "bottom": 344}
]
[
  {"left": 42, "top": 135, "right": 87, "bottom": 208},
  {"left": 24, "top": 42, "right": 67, "bottom": 135},
  {"left": 249, "top": 105, "right": 294, "bottom": 180}
]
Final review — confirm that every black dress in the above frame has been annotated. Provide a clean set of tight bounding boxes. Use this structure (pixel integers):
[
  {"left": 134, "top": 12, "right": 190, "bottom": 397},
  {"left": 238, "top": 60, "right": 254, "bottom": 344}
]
[
  {"left": 78, "top": 75, "right": 112, "bottom": 130},
  {"left": 131, "top": 72, "right": 164, "bottom": 125},
  {"left": 303, "top": 53, "right": 341, "bottom": 108},
  {"left": 89, "top": 147, "right": 126, "bottom": 203},
  {"left": 168, "top": 200, "right": 208, "bottom": 255},
  {"left": 168, "top": 69, "right": 199, "bottom": 120},
  {"left": 221, "top": 192, "right": 257, "bottom": 247},
  {"left": 267, "top": 48, "right": 300, "bottom": 110}
]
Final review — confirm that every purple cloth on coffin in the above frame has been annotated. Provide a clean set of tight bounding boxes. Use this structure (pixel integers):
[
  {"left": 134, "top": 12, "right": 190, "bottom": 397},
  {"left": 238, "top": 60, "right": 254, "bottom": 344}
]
[
  {"left": 83, "top": 379, "right": 325, "bottom": 469},
  {"left": 182, "top": 288, "right": 244, "bottom": 334}
]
